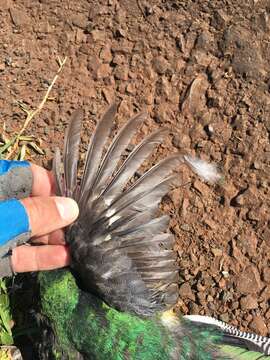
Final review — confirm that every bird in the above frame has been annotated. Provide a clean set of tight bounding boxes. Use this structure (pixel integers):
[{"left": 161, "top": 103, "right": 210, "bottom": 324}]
[{"left": 39, "top": 103, "right": 270, "bottom": 359}]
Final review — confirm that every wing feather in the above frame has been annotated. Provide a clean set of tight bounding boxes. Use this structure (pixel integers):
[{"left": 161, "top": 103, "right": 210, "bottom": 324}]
[
  {"left": 79, "top": 103, "right": 117, "bottom": 207},
  {"left": 90, "top": 112, "right": 147, "bottom": 198},
  {"left": 63, "top": 109, "right": 83, "bottom": 197},
  {"left": 55, "top": 104, "right": 219, "bottom": 317},
  {"left": 52, "top": 147, "right": 63, "bottom": 196}
]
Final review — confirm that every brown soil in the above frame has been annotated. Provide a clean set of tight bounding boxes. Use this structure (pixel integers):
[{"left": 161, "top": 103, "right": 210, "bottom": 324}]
[{"left": 1, "top": 0, "right": 270, "bottom": 341}]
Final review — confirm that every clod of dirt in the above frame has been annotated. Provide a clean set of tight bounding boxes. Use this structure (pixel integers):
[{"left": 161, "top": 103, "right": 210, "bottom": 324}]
[{"left": 235, "top": 266, "right": 262, "bottom": 295}]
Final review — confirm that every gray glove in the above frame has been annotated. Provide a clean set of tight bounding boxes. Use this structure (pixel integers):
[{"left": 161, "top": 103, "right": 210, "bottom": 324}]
[{"left": 0, "top": 160, "right": 33, "bottom": 277}]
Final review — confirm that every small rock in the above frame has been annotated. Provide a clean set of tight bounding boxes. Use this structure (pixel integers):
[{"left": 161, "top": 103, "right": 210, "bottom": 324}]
[
  {"left": 71, "top": 14, "right": 88, "bottom": 29},
  {"left": 75, "top": 28, "right": 87, "bottom": 44},
  {"left": 115, "top": 28, "right": 126, "bottom": 38},
  {"left": 219, "top": 313, "right": 230, "bottom": 323},
  {"left": 211, "top": 9, "right": 230, "bottom": 30},
  {"left": 114, "top": 65, "right": 129, "bottom": 80},
  {"left": 204, "top": 124, "right": 214, "bottom": 137},
  {"left": 244, "top": 234, "right": 258, "bottom": 257},
  {"left": 236, "top": 266, "right": 262, "bottom": 295},
  {"left": 153, "top": 103, "right": 171, "bottom": 124},
  {"left": 172, "top": 134, "right": 191, "bottom": 149},
  {"left": 204, "top": 218, "right": 217, "bottom": 231},
  {"left": 265, "top": 309, "right": 270, "bottom": 320},
  {"left": 193, "top": 180, "right": 209, "bottom": 195},
  {"left": 181, "top": 74, "right": 209, "bottom": 117},
  {"left": 240, "top": 295, "right": 258, "bottom": 310},
  {"left": 231, "top": 301, "right": 239, "bottom": 310},
  {"left": 233, "top": 194, "right": 245, "bottom": 206},
  {"left": 249, "top": 316, "right": 268, "bottom": 336},
  {"left": 260, "top": 286, "right": 270, "bottom": 302},
  {"left": 36, "top": 20, "right": 52, "bottom": 34},
  {"left": 96, "top": 64, "right": 112, "bottom": 80},
  {"left": 195, "top": 31, "right": 214, "bottom": 52},
  {"left": 180, "top": 223, "right": 191, "bottom": 232},
  {"left": 126, "top": 82, "right": 136, "bottom": 95},
  {"left": 152, "top": 56, "right": 170, "bottom": 75},
  {"left": 87, "top": 55, "right": 101, "bottom": 73},
  {"left": 263, "top": 268, "right": 270, "bottom": 283},
  {"left": 143, "top": 89, "right": 154, "bottom": 105},
  {"left": 169, "top": 188, "right": 182, "bottom": 209},
  {"left": 211, "top": 248, "right": 223, "bottom": 257},
  {"left": 91, "top": 29, "right": 106, "bottom": 42},
  {"left": 179, "top": 282, "right": 195, "bottom": 301},
  {"left": 181, "top": 197, "right": 189, "bottom": 217},
  {"left": 9, "top": 8, "right": 30, "bottom": 27},
  {"left": 220, "top": 290, "right": 233, "bottom": 302},
  {"left": 102, "top": 88, "right": 114, "bottom": 103},
  {"left": 189, "top": 302, "right": 200, "bottom": 315},
  {"left": 99, "top": 45, "right": 112, "bottom": 63},
  {"left": 221, "top": 26, "right": 267, "bottom": 79},
  {"left": 218, "top": 278, "right": 226, "bottom": 289}
]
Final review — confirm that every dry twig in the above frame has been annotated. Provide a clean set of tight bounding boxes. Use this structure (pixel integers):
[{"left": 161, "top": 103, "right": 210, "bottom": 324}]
[{"left": 2, "top": 56, "right": 67, "bottom": 160}]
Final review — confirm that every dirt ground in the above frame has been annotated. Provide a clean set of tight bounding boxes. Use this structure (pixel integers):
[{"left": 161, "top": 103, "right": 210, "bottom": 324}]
[{"left": 0, "top": 0, "right": 270, "bottom": 346}]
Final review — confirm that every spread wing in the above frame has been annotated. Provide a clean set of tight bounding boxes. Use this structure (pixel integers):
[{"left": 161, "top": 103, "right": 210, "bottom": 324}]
[{"left": 53, "top": 104, "right": 220, "bottom": 317}]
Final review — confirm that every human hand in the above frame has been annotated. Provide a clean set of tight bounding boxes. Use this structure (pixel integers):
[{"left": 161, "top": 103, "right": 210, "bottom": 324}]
[{"left": 0, "top": 161, "right": 79, "bottom": 275}]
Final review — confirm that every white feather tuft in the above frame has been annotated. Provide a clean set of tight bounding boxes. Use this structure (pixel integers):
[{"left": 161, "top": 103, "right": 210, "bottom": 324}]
[{"left": 184, "top": 156, "right": 221, "bottom": 183}]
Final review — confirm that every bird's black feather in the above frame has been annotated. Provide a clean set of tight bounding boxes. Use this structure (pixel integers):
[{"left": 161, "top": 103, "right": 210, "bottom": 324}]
[{"left": 54, "top": 104, "right": 184, "bottom": 316}]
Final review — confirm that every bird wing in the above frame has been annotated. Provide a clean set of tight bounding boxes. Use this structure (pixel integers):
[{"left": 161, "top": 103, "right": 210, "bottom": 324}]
[{"left": 54, "top": 104, "right": 220, "bottom": 317}]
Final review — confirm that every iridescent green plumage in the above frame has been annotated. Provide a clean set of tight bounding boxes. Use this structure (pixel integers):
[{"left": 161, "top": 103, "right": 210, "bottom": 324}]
[{"left": 40, "top": 270, "right": 269, "bottom": 359}]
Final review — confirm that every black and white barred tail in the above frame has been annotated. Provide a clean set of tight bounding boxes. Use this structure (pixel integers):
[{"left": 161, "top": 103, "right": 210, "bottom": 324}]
[{"left": 185, "top": 315, "right": 270, "bottom": 356}]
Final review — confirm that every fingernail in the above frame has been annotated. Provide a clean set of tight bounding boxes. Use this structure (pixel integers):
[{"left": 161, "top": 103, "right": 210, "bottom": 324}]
[{"left": 55, "top": 197, "right": 79, "bottom": 222}]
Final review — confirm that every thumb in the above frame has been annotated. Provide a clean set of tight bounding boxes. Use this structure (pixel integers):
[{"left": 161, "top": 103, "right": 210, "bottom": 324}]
[{"left": 20, "top": 196, "right": 79, "bottom": 238}]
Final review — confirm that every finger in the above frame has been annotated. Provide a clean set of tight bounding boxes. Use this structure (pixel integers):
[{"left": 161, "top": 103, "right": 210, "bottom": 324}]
[
  {"left": 32, "top": 229, "right": 65, "bottom": 245},
  {"left": 11, "top": 245, "right": 70, "bottom": 273},
  {"left": 20, "top": 196, "right": 79, "bottom": 238},
  {"left": 30, "top": 164, "right": 56, "bottom": 196}
]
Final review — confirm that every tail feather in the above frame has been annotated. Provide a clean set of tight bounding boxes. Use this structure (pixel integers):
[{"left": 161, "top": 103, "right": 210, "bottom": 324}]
[{"left": 184, "top": 315, "right": 270, "bottom": 357}]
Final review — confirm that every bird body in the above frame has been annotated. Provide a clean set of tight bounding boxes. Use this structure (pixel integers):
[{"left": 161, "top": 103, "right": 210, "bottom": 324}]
[{"left": 39, "top": 104, "right": 270, "bottom": 359}]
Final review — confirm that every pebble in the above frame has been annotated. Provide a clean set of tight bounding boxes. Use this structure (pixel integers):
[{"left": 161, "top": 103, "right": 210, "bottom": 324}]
[
  {"left": 263, "top": 268, "right": 270, "bottom": 283},
  {"left": 9, "top": 8, "right": 29, "bottom": 27},
  {"left": 114, "top": 65, "right": 129, "bottom": 81},
  {"left": 240, "top": 295, "right": 258, "bottom": 310},
  {"left": 211, "top": 248, "right": 223, "bottom": 257},
  {"left": 189, "top": 302, "right": 200, "bottom": 315},
  {"left": 192, "top": 180, "right": 209, "bottom": 196},
  {"left": 71, "top": 14, "right": 88, "bottom": 29},
  {"left": 152, "top": 56, "right": 170, "bottom": 75},
  {"left": 249, "top": 316, "right": 268, "bottom": 336},
  {"left": 219, "top": 313, "right": 230, "bottom": 323},
  {"left": 172, "top": 133, "right": 191, "bottom": 149},
  {"left": 179, "top": 282, "right": 195, "bottom": 301},
  {"left": 96, "top": 64, "right": 112, "bottom": 80},
  {"left": 236, "top": 266, "right": 262, "bottom": 294},
  {"left": 99, "top": 45, "right": 112, "bottom": 63},
  {"left": 211, "top": 9, "right": 230, "bottom": 30}
]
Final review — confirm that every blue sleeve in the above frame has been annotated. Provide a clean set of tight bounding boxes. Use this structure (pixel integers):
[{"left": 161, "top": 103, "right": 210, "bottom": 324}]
[
  {"left": 0, "top": 160, "right": 30, "bottom": 175},
  {"left": 0, "top": 160, "right": 32, "bottom": 255}
]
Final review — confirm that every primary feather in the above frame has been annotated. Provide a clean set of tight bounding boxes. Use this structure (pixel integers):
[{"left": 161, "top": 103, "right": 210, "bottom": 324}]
[{"left": 50, "top": 104, "right": 270, "bottom": 359}]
